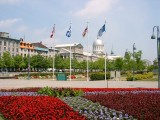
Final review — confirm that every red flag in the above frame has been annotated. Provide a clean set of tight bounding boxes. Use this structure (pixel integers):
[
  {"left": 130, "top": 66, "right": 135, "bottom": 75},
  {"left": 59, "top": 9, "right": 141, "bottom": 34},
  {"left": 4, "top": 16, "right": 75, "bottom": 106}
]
[
  {"left": 50, "top": 25, "right": 55, "bottom": 38},
  {"left": 82, "top": 26, "right": 88, "bottom": 37}
]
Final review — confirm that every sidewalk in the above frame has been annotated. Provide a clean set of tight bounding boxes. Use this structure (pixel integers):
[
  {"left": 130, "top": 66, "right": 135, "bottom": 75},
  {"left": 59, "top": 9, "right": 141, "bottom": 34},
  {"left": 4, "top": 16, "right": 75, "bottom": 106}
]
[{"left": 0, "top": 79, "right": 158, "bottom": 89}]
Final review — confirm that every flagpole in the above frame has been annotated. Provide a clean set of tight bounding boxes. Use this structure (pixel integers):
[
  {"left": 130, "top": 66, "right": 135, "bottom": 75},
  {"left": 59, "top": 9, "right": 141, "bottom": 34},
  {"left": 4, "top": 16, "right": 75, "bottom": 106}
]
[
  {"left": 105, "top": 52, "right": 106, "bottom": 81},
  {"left": 53, "top": 24, "right": 55, "bottom": 80},
  {"left": 86, "top": 22, "right": 89, "bottom": 81},
  {"left": 70, "top": 23, "right": 72, "bottom": 81}
]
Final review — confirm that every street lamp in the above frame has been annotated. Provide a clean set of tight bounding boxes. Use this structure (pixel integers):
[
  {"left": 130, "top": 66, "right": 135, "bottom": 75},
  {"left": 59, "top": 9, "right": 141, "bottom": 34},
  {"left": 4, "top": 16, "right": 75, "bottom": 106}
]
[
  {"left": 27, "top": 49, "right": 30, "bottom": 80},
  {"left": 133, "top": 43, "right": 136, "bottom": 80},
  {"left": 133, "top": 43, "right": 136, "bottom": 59},
  {"left": 151, "top": 26, "right": 160, "bottom": 88},
  {"left": 25, "top": 48, "right": 30, "bottom": 80},
  {"left": 105, "top": 52, "right": 108, "bottom": 88}
]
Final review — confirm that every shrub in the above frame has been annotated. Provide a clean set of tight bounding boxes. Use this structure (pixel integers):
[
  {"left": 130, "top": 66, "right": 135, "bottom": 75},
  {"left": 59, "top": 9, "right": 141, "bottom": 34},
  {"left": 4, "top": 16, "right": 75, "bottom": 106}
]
[
  {"left": 90, "top": 72, "right": 110, "bottom": 81},
  {"left": 126, "top": 72, "right": 154, "bottom": 81},
  {"left": 37, "top": 87, "right": 84, "bottom": 97}
]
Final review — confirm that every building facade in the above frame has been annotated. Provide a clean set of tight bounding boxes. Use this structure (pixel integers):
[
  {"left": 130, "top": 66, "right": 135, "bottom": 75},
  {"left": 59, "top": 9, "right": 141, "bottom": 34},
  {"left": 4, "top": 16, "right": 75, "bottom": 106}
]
[
  {"left": 0, "top": 32, "right": 20, "bottom": 57},
  {"left": 0, "top": 32, "right": 122, "bottom": 62}
]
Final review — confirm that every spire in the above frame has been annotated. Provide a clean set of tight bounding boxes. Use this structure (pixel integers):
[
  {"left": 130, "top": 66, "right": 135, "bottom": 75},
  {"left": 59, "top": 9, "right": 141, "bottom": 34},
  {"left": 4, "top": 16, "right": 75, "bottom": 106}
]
[{"left": 111, "top": 45, "right": 114, "bottom": 55}]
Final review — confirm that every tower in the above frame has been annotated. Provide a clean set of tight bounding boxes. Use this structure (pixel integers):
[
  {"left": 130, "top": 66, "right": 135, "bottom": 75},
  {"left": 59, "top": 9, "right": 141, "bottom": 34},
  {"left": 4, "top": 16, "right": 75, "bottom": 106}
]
[{"left": 93, "top": 38, "right": 104, "bottom": 56}]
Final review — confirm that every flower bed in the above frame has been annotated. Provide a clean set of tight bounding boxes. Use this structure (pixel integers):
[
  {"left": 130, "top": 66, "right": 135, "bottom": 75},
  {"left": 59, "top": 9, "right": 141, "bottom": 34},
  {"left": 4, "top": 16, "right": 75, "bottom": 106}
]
[
  {"left": 84, "top": 91, "right": 160, "bottom": 120},
  {"left": 0, "top": 87, "right": 160, "bottom": 120},
  {"left": 0, "top": 96, "right": 86, "bottom": 120},
  {"left": 61, "top": 97, "right": 134, "bottom": 120}
]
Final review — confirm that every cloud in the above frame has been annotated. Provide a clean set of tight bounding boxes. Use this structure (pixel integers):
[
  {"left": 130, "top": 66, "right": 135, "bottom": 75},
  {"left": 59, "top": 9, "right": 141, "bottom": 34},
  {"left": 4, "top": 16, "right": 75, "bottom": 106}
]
[
  {"left": 15, "top": 25, "right": 28, "bottom": 33},
  {"left": 0, "top": 0, "right": 20, "bottom": 4},
  {"left": 0, "top": 18, "right": 21, "bottom": 28},
  {"left": 75, "top": 0, "right": 118, "bottom": 18},
  {"left": 33, "top": 28, "right": 48, "bottom": 36}
]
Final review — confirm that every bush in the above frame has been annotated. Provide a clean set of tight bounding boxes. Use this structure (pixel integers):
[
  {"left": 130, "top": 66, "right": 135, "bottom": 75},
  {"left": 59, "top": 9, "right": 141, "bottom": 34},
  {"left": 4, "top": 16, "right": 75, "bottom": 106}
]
[
  {"left": 90, "top": 72, "right": 110, "bottom": 81},
  {"left": 37, "top": 87, "right": 84, "bottom": 97},
  {"left": 19, "top": 73, "right": 56, "bottom": 79},
  {"left": 126, "top": 72, "right": 154, "bottom": 81}
]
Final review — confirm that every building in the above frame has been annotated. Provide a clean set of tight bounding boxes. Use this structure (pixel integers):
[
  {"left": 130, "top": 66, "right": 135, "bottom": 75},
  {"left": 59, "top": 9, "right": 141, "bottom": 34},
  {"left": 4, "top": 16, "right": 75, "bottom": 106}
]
[
  {"left": 55, "top": 43, "right": 84, "bottom": 61},
  {"left": 20, "top": 40, "right": 58, "bottom": 58},
  {"left": 93, "top": 38, "right": 105, "bottom": 56},
  {"left": 0, "top": 32, "right": 20, "bottom": 57},
  {"left": 0, "top": 32, "right": 121, "bottom": 62}
]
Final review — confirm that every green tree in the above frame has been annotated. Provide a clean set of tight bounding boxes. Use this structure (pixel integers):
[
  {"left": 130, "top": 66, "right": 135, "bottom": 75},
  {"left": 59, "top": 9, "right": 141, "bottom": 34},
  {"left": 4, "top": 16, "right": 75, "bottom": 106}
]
[
  {"left": 123, "top": 51, "right": 134, "bottom": 71},
  {"left": 134, "top": 50, "right": 146, "bottom": 71},
  {"left": 55, "top": 55, "right": 66, "bottom": 69},
  {"left": 106, "top": 59, "right": 116, "bottom": 71},
  {"left": 114, "top": 57, "right": 124, "bottom": 71},
  {"left": 0, "top": 57, "right": 3, "bottom": 68},
  {"left": 30, "top": 54, "right": 47, "bottom": 71},
  {"left": 79, "top": 60, "right": 86, "bottom": 72},
  {"left": 13, "top": 55, "right": 23, "bottom": 71},
  {"left": 95, "top": 58, "right": 105, "bottom": 71},
  {"left": 2, "top": 52, "right": 14, "bottom": 70}
]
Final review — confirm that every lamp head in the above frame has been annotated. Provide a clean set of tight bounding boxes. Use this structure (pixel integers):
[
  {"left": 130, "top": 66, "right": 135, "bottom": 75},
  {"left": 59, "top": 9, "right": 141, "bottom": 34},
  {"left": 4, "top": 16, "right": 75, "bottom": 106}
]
[{"left": 151, "top": 34, "right": 156, "bottom": 39}]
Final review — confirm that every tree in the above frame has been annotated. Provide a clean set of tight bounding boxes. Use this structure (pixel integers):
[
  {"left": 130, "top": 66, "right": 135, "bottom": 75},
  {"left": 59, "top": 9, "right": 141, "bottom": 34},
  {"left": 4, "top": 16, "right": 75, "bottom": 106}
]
[
  {"left": 1, "top": 52, "right": 14, "bottom": 70},
  {"left": 55, "top": 55, "right": 66, "bottom": 69},
  {"left": 30, "top": 54, "right": 47, "bottom": 71},
  {"left": 106, "top": 59, "right": 116, "bottom": 71},
  {"left": 114, "top": 57, "right": 124, "bottom": 71},
  {"left": 13, "top": 55, "right": 23, "bottom": 71},
  {"left": 123, "top": 51, "right": 134, "bottom": 71},
  {"left": 79, "top": 60, "right": 86, "bottom": 72},
  {"left": 0, "top": 58, "right": 3, "bottom": 68},
  {"left": 134, "top": 50, "right": 146, "bottom": 71}
]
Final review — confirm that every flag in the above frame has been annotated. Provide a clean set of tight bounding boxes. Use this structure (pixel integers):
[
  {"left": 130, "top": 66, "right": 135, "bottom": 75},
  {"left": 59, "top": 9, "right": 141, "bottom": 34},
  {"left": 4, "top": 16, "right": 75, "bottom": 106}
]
[
  {"left": 82, "top": 26, "right": 88, "bottom": 37},
  {"left": 66, "top": 25, "right": 71, "bottom": 37},
  {"left": 50, "top": 25, "right": 55, "bottom": 38},
  {"left": 97, "top": 24, "right": 105, "bottom": 37}
]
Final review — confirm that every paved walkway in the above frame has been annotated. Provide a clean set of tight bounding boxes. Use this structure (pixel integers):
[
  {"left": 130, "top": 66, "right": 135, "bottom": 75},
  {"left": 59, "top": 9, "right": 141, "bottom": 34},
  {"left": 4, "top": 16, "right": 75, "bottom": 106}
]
[{"left": 0, "top": 79, "right": 158, "bottom": 89}]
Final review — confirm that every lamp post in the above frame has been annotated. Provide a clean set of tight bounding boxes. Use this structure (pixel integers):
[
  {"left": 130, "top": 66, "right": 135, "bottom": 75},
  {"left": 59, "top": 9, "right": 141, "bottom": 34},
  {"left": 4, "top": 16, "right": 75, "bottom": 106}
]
[
  {"left": 133, "top": 43, "right": 136, "bottom": 80},
  {"left": 133, "top": 43, "right": 136, "bottom": 59},
  {"left": 151, "top": 26, "right": 160, "bottom": 88},
  {"left": 105, "top": 52, "right": 108, "bottom": 87},
  {"left": 27, "top": 49, "right": 30, "bottom": 80}
]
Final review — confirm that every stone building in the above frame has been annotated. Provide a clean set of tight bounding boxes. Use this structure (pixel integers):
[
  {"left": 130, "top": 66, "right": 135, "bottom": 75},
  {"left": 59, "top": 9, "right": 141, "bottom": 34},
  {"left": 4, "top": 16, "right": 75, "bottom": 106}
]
[{"left": 0, "top": 32, "right": 20, "bottom": 57}]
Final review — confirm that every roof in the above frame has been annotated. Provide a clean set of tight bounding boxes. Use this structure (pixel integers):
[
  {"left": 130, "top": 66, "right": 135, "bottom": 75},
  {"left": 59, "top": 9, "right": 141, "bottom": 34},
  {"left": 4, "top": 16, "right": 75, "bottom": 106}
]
[
  {"left": 0, "top": 37, "right": 20, "bottom": 42},
  {"left": 32, "top": 42, "right": 48, "bottom": 49},
  {"left": 93, "top": 39, "right": 104, "bottom": 46},
  {"left": 55, "top": 43, "right": 83, "bottom": 48}
]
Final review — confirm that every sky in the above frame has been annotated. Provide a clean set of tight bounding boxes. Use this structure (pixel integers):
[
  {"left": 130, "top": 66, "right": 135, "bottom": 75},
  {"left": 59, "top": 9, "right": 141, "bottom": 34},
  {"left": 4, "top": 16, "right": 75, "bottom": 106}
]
[{"left": 0, "top": 0, "right": 160, "bottom": 62}]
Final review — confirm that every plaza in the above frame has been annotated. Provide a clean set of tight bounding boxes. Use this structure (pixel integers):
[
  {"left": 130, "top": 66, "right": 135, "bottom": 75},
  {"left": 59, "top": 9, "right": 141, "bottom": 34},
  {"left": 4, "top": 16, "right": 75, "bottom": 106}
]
[{"left": 0, "top": 79, "right": 157, "bottom": 89}]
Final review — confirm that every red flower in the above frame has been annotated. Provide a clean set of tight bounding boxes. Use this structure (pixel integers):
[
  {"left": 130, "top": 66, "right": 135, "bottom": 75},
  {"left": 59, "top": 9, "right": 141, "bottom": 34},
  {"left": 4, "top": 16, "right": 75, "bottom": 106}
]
[{"left": 0, "top": 96, "right": 86, "bottom": 120}]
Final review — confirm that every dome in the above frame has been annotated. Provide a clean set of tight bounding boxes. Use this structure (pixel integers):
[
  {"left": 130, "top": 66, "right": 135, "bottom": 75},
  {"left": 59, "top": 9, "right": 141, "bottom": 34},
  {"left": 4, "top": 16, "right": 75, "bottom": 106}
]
[
  {"left": 93, "top": 39, "right": 104, "bottom": 46},
  {"left": 92, "top": 38, "right": 105, "bottom": 56}
]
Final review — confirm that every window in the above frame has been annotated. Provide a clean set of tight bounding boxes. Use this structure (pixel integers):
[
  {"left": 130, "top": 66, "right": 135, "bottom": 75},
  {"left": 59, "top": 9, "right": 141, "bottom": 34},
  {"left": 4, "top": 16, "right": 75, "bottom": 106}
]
[
  {"left": 12, "top": 48, "right": 14, "bottom": 52},
  {"left": 16, "top": 43, "right": 19, "bottom": 47},
  {"left": 8, "top": 42, "right": 10, "bottom": 46},
  {"left": 8, "top": 47, "right": 10, "bottom": 51},
  {"left": 0, "top": 41, "right": 2, "bottom": 45},
  {"left": 4, "top": 47, "right": 6, "bottom": 51},
  {"left": 13, "top": 42, "right": 15, "bottom": 47},
  {"left": 16, "top": 48, "right": 18, "bottom": 52},
  {"left": 4, "top": 42, "right": 6, "bottom": 46}
]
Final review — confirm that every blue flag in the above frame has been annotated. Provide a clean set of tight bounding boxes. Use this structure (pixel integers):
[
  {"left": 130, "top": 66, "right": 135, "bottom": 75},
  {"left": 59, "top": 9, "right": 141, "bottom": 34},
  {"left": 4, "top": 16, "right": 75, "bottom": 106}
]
[
  {"left": 97, "top": 24, "right": 105, "bottom": 37},
  {"left": 66, "top": 26, "right": 71, "bottom": 37}
]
